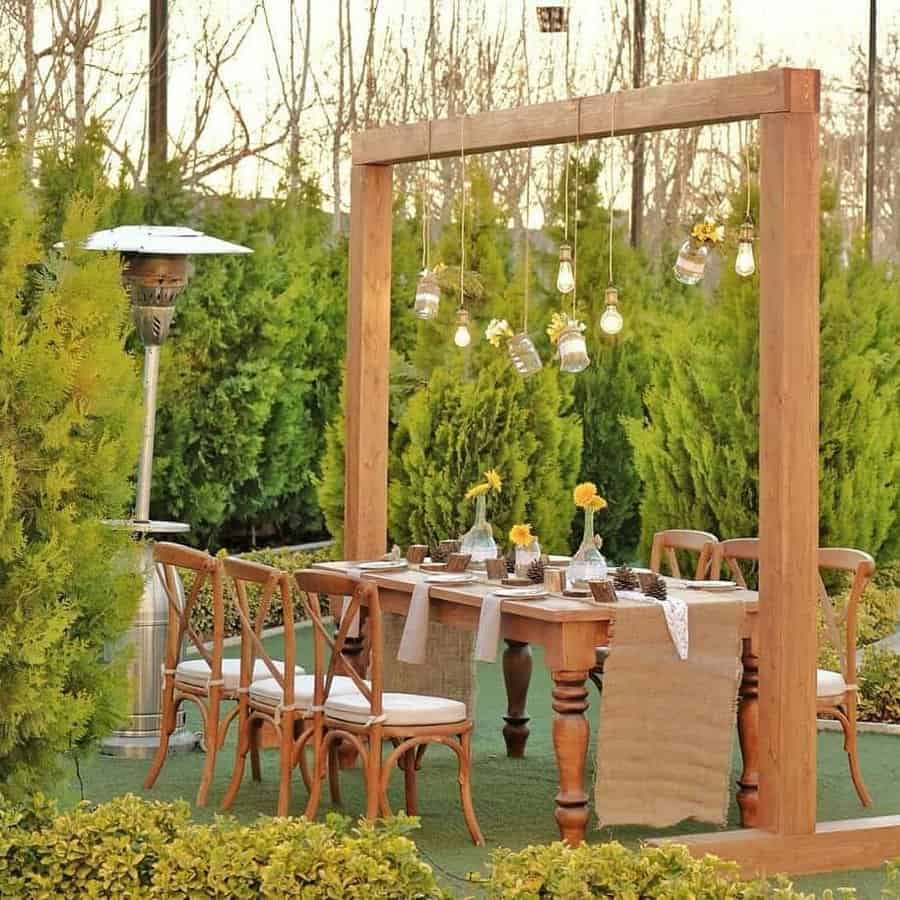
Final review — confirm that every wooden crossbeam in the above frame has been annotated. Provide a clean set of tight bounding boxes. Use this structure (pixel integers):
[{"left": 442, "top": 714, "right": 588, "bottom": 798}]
[
  {"left": 652, "top": 816, "right": 900, "bottom": 878},
  {"left": 352, "top": 68, "right": 819, "bottom": 165}
]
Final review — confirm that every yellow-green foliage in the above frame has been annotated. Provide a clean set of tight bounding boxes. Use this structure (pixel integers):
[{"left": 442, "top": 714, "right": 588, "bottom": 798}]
[
  {"left": 0, "top": 157, "right": 143, "bottom": 796},
  {"left": 481, "top": 840, "right": 847, "bottom": 899},
  {"left": 0, "top": 795, "right": 447, "bottom": 898}
]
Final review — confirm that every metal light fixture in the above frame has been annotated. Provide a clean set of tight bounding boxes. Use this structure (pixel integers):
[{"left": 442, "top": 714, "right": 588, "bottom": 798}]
[
  {"left": 454, "top": 307, "right": 472, "bottom": 347},
  {"left": 556, "top": 242, "right": 575, "bottom": 294},
  {"left": 56, "top": 225, "right": 251, "bottom": 757},
  {"left": 600, "top": 284, "right": 624, "bottom": 335},
  {"left": 735, "top": 216, "right": 756, "bottom": 278}
]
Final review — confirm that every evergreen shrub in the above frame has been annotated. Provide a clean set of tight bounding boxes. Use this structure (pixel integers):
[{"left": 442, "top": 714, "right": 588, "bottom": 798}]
[{"left": 0, "top": 161, "right": 143, "bottom": 797}]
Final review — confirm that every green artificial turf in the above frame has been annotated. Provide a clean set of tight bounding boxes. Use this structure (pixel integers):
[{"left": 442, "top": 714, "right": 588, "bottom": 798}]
[{"left": 55, "top": 626, "right": 899, "bottom": 897}]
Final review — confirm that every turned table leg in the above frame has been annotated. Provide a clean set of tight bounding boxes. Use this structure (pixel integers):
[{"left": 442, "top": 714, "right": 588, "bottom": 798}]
[
  {"left": 737, "top": 636, "right": 760, "bottom": 827},
  {"left": 502, "top": 640, "right": 532, "bottom": 757},
  {"left": 552, "top": 669, "right": 590, "bottom": 844}
]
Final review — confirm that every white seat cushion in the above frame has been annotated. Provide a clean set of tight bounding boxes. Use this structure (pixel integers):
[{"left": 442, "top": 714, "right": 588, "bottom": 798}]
[
  {"left": 175, "top": 658, "right": 304, "bottom": 692},
  {"left": 249, "top": 674, "right": 362, "bottom": 709},
  {"left": 817, "top": 668, "right": 848, "bottom": 699},
  {"left": 324, "top": 691, "right": 467, "bottom": 727}
]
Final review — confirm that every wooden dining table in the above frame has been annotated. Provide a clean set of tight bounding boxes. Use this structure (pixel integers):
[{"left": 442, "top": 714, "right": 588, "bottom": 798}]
[{"left": 315, "top": 560, "right": 761, "bottom": 845}]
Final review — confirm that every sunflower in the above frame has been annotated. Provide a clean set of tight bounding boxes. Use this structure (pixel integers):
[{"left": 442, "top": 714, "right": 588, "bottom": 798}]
[
  {"left": 573, "top": 482, "right": 598, "bottom": 508},
  {"left": 509, "top": 523, "right": 534, "bottom": 547}
]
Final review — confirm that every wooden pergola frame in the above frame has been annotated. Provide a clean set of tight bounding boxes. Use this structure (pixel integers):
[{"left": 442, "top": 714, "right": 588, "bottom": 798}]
[{"left": 344, "top": 68, "right": 900, "bottom": 876}]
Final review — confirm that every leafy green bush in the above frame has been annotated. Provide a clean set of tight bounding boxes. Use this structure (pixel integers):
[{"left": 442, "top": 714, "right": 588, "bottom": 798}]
[
  {"left": 857, "top": 646, "right": 900, "bottom": 723},
  {"left": 0, "top": 795, "right": 447, "bottom": 898},
  {"left": 187, "top": 545, "right": 335, "bottom": 641},
  {"left": 0, "top": 160, "right": 143, "bottom": 798},
  {"left": 480, "top": 840, "right": 834, "bottom": 899}
]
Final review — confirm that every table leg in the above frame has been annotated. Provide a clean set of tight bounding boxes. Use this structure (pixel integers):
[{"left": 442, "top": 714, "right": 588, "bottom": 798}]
[
  {"left": 502, "top": 640, "right": 532, "bottom": 757},
  {"left": 338, "top": 627, "right": 367, "bottom": 769},
  {"left": 551, "top": 669, "right": 590, "bottom": 844},
  {"left": 737, "top": 636, "right": 760, "bottom": 827}
]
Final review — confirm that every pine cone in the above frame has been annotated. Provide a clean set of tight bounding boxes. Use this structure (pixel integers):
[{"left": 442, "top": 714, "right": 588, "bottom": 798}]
[
  {"left": 613, "top": 564, "right": 640, "bottom": 592},
  {"left": 644, "top": 573, "right": 668, "bottom": 602},
  {"left": 505, "top": 548, "right": 516, "bottom": 574},
  {"left": 431, "top": 544, "right": 448, "bottom": 564},
  {"left": 527, "top": 557, "right": 546, "bottom": 584}
]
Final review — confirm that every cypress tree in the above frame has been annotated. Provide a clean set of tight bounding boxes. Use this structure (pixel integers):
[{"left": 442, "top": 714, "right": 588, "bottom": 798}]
[{"left": 0, "top": 159, "right": 143, "bottom": 794}]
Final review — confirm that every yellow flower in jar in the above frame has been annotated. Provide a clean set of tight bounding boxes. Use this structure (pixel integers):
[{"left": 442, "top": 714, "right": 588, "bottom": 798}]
[
  {"left": 509, "top": 523, "right": 534, "bottom": 548},
  {"left": 573, "top": 482, "right": 598, "bottom": 508},
  {"left": 465, "top": 482, "right": 490, "bottom": 500},
  {"left": 484, "top": 469, "right": 502, "bottom": 493},
  {"left": 588, "top": 495, "right": 608, "bottom": 512}
]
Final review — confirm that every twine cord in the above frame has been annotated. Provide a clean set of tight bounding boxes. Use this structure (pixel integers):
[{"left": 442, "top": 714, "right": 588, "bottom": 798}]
[
  {"left": 421, "top": 121, "right": 432, "bottom": 270},
  {"left": 563, "top": 141, "right": 570, "bottom": 242},
  {"left": 524, "top": 148, "right": 532, "bottom": 332},
  {"left": 608, "top": 93, "right": 616, "bottom": 286},
  {"left": 459, "top": 114, "right": 465, "bottom": 310},
  {"left": 572, "top": 99, "right": 581, "bottom": 316},
  {"left": 745, "top": 122, "right": 752, "bottom": 220}
]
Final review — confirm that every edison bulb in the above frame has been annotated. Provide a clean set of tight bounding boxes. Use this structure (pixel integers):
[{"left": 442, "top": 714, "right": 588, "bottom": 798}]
[
  {"left": 454, "top": 323, "right": 471, "bottom": 347},
  {"left": 735, "top": 241, "right": 756, "bottom": 278},
  {"left": 600, "top": 303, "right": 624, "bottom": 335},
  {"left": 556, "top": 243, "right": 575, "bottom": 294}
]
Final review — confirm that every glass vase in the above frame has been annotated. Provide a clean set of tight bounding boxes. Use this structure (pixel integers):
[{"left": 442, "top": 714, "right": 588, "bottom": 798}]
[
  {"left": 414, "top": 269, "right": 440, "bottom": 319},
  {"left": 673, "top": 238, "right": 709, "bottom": 285},
  {"left": 460, "top": 493, "right": 498, "bottom": 564},
  {"left": 558, "top": 324, "right": 590, "bottom": 373},
  {"left": 515, "top": 537, "right": 541, "bottom": 577},
  {"left": 508, "top": 333, "right": 543, "bottom": 377},
  {"left": 566, "top": 507, "right": 607, "bottom": 589}
]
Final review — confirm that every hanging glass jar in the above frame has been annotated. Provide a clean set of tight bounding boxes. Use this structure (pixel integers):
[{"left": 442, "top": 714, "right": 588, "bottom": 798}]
[
  {"left": 460, "top": 493, "right": 498, "bottom": 563},
  {"left": 414, "top": 269, "right": 440, "bottom": 319},
  {"left": 558, "top": 323, "right": 590, "bottom": 373},
  {"left": 566, "top": 506, "right": 607, "bottom": 589},
  {"left": 515, "top": 536, "right": 542, "bottom": 577},
  {"left": 673, "top": 238, "right": 710, "bottom": 285},
  {"left": 508, "top": 333, "right": 543, "bottom": 377}
]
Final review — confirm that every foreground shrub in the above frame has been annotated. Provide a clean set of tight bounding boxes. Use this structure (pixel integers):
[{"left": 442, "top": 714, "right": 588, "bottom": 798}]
[
  {"left": 481, "top": 840, "right": 833, "bottom": 899},
  {"left": 0, "top": 795, "right": 447, "bottom": 898}
]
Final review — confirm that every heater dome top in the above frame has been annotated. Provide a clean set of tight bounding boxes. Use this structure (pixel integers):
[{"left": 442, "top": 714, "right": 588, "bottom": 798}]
[{"left": 56, "top": 225, "right": 252, "bottom": 256}]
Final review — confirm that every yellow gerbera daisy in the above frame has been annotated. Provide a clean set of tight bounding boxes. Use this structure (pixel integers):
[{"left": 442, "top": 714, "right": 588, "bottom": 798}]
[
  {"left": 484, "top": 469, "right": 502, "bottom": 493},
  {"left": 509, "top": 523, "right": 534, "bottom": 547},
  {"left": 588, "top": 495, "right": 608, "bottom": 512},
  {"left": 573, "top": 482, "right": 598, "bottom": 508}
]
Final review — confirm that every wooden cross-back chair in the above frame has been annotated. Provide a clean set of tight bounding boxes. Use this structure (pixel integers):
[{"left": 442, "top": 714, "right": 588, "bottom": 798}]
[
  {"left": 220, "top": 558, "right": 358, "bottom": 816},
  {"left": 295, "top": 569, "right": 484, "bottom": 845},
  {"left": 144, "top": 542, "right": 225, "bottom": 807},
  {"left": 649, "top": 529, "right": 719, "bottom": 580},
  {"left": 712, "top": 538, "right": 874, "bottom": 807}
]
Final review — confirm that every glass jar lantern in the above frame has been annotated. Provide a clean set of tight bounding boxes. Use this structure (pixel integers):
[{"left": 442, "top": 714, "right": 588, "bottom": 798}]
[
  {"left": 460, "top": 493, "right": 498, "bottom": 564},
  {"left": 515, "top": 537, "right": 542, "bottom": 577},
  {"left": 673, "top": 239, "right": 709, "bottom": 285},
  {"left": 558, "top": 324, "right": 590, "bottom": 373},
  {"left": 414, "top": 269, "right": 440, "bottom": 319},
  {"left": 566, "top": 506, "right": 607, "bottom": 589},
  {"left": 508, "top": 332, "right": 543, "bottom": 377}
]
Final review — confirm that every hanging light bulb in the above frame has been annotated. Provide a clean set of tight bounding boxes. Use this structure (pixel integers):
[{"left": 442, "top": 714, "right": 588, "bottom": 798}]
[
  {"left": 735, "top": 216, "right": 756, "bottom": 278},
  {"left": 454, "top": 308, "right": 471, "bottom": 347},
  {"left": 414, "top": 269, "right": 440, "bottom": 318},
  {"left": 600, "top": 284, "right": 624, "bottom": 335},
  {"left": 556, "top": 242, "right": 575, "bottom": 294}
]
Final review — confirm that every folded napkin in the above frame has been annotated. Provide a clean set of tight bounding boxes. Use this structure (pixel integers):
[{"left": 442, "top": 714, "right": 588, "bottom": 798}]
[
  {"left": 616, "top": 590, "right": 688, "bottom": 660},
  {"left": 473, "top": 592, "right": 502, "bottom": 662},
  {"left": 396, "top": 580, "right": 431, "bottom": 664}
]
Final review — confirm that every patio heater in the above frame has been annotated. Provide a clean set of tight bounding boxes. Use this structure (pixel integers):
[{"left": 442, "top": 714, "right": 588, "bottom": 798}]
[{"left": 57, "top": 226, "right": 251, "bottom": 757}]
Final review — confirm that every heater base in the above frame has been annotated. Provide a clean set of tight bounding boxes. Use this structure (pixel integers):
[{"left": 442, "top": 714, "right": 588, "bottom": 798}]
[{"left": 100, "top": 725, "right": 199, "bottom": 759}]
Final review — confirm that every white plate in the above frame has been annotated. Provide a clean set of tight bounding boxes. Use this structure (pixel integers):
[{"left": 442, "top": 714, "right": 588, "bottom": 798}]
[
  {"left": 358, "top": 560, "right": 409, "bottom": 572},
  {"left": 494, "top": 586, "right": 548, "bottom": 599},
  {"left": 548, "top": 554, "right": 572, "bottom": 565},
  {"left": 682, "top": 579, "right": 738, "bottom": 591},
  {"left": 424, "top": 573, "right": 475, "bottom": 585},
  {"left": 611, "top": 565, "right": 653, "bottom": 574}
]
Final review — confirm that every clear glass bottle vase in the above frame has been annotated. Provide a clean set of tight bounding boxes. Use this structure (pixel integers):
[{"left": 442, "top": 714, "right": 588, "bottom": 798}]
[
  {"left": 673, "top": 238, "right": 709, "bottom": 285},
  {"left": 460, "top": 493, "right": 498, "bottom": 564},
  {"left": 566, "top": 507, "right": 607, "bottom": 589},
  {"left": 514, "top": 537, "right": 541, "bottom": 576}
]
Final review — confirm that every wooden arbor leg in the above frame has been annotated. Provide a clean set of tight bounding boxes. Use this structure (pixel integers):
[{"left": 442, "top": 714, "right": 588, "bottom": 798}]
[
  {"left": 502, "top": 640, "right": 532, "bottom": 757},
  {"left": 737, "top": 636, "right": 760, "bottom": 827},
  {"left": 551, "top": 669, "right": 590, "bottom": 844}
]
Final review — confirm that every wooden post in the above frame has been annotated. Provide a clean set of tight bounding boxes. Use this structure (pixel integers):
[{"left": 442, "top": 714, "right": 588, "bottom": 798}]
[
  {"left": 148, "top": 0, "right": 168, "bottom": 176},
  {"left": 344, "top": 164, "right": 393, "bottom": 560},
  {"left": 757, "top": 109, "right": 820, "bottom": 835}
]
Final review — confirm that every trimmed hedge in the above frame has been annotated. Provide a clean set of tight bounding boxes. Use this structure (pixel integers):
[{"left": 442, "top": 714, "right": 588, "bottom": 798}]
[{"left": 0, "top": 795, "right": 886, "bottom": 898}]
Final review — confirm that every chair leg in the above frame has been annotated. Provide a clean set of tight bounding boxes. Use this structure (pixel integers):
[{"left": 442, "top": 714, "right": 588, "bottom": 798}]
[
  {"left": 221, "top": 706, "right": 251, "bottom": 811},
  {"left": 365, "top": 729, "right": 383, "bottom": 820},
  {"left": 836, "top": 703, "right": 872, "bottom": 807},
  {"left": 196, "top": 690, "right": 220, "bottom": 807},
  {"left": 458, "top": 731, "right": 484, "bottom": 846},
  {"left": 403, "top": 747, "right": 418, "bottom": 815},
  {"left": 144, "top": 685, "right": 178, "bottom": 791},
  {"left": 276, "top": 710, "right": 295, "bottom": 817},
  {"left": 302, "top": 724, "right": 324, "bottom": 821},
  {"left": 328, "top": 741, "right": 342, "bottom": 806}
]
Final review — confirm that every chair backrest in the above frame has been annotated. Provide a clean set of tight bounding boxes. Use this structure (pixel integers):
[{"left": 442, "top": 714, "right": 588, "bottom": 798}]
[
  {"left": 649, "top": 529, "right": 719, "bottom": 580},
  {"left": 710, "top": 537, "right": 759, "bottom": 587},
  {"left": 294, "top": 570, "right": 379, "bottom": 717},
  {"left": 223, "top": 556, "right": 295, "bottom": 704},
  {"left": 154, "top": 541, "right": 222, "bottom": 680},
  {"left": 817, "top": 548, "right": 875, "bottom": 687}
]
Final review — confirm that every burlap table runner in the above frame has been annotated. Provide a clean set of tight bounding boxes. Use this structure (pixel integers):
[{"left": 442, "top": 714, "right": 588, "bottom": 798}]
[
  {"left": 594, "top": 593, "right": 742, "bottom": 828},
  {"left": 381, "top": 612, "right": 477, "bottom": 710}
]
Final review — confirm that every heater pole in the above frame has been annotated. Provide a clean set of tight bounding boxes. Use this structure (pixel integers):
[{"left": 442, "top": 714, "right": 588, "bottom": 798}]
[{"left": 134, "top": 345, "right": 160, "bottom": 522}]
